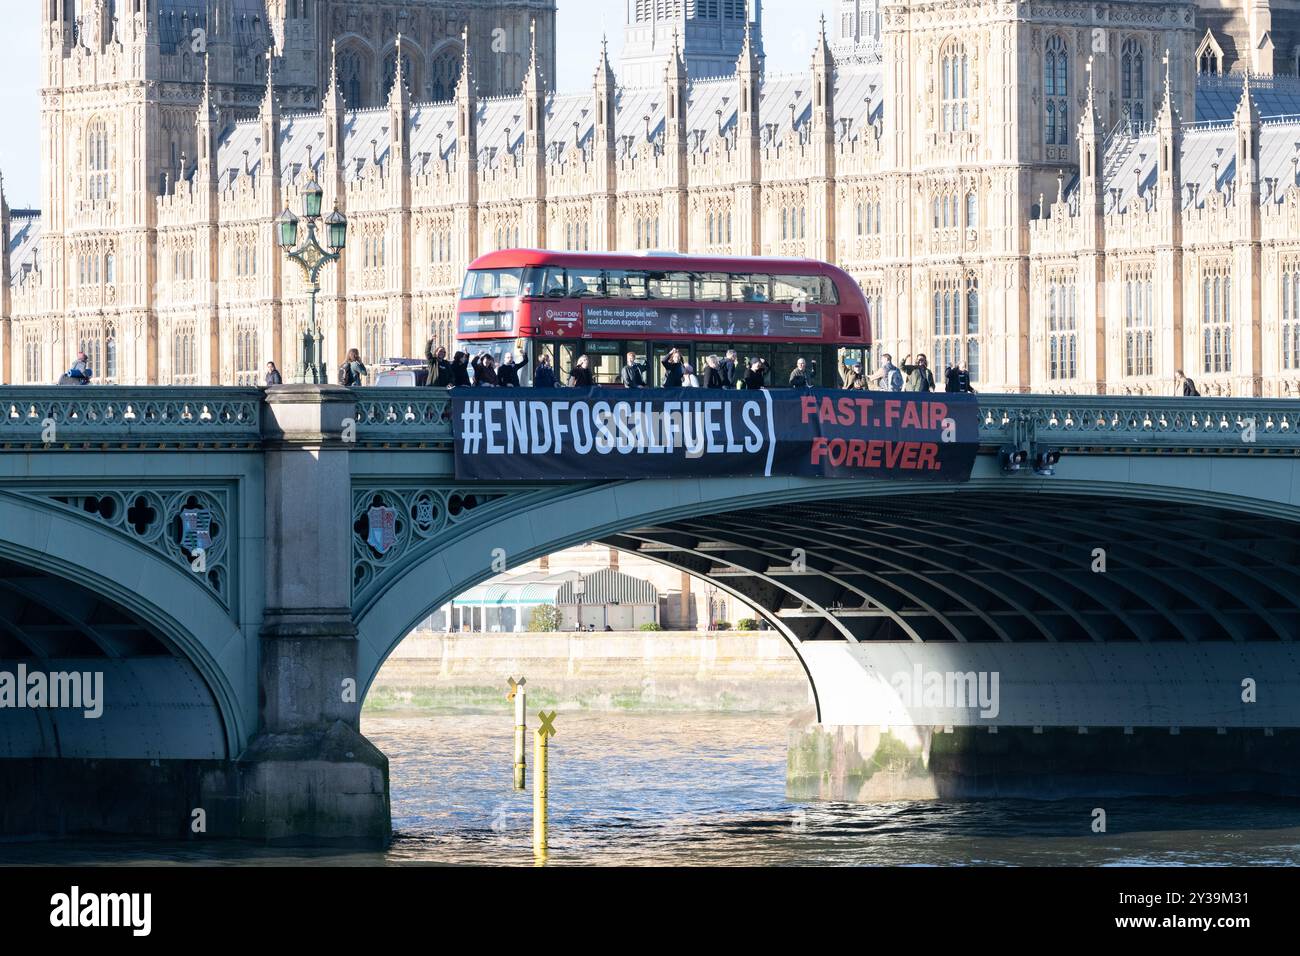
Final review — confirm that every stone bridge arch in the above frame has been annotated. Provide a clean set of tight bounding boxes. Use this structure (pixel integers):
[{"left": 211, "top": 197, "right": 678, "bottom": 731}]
[
  {"left": 350, "top": 458, "right": 1300, "bottom": 714},
  {"left": 0, "top": 490, "right": 251, "bottom": 757}
]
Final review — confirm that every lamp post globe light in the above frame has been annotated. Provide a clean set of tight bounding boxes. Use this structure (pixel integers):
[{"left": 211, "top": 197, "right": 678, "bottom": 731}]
[{"left": 278, "top": 180, "right": 347, "bottom": 384}]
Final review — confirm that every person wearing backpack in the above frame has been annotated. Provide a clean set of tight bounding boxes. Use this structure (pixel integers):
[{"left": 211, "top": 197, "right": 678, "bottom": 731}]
[
  {"left": 59, "top": 350, "right": 93, "bottom": 385},
  {"left": 868, "top": 353, "right": 904, "bottom": 392},
  {"left": 1174, "top": 369, "right": 1200, "bottom": 397},
  {"left": 338, "top": 348, "right": 367, "bottom": 387}
]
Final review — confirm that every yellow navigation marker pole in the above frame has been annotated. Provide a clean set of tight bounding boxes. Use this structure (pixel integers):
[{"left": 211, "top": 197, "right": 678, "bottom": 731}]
[
  {"left": 507, "top": 677, "right": 527, "bottom": 789},
  {"left": 534, "top": 710, "right": 557, "bottom": 861}
]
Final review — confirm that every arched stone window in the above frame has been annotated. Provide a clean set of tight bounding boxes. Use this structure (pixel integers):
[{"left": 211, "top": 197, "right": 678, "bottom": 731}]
[
  {"left": 104, "top": 323, "right": 117, "bottom": 382},
  {"left": 1123, "top": 267, "right": 1154, "bottom": 376},
  {"left": 940, "top": 40, "right": 970, "bottom": 132},
  {"left": 1044, "top": 36, "right": 1069, "bottom": 146},
  {"left": 1201, "top": 266, "right": 1232, "bottom": 374},
  {"left": 235, "top": 324, "right": 261, "bottom": 385},
  {"left": 1196, "top": 30, "right": 1224, "bottom": 75},
  {"left": 382, "top": 48, "right": 416, "bottom": 101},
  {"left": 86, "top": 118, "right": 111, "bottom": 201},
  {"left": 1047, "top": 276, "right": 1078, "bottom": 380},
  {"left": 964, "top": 273, "right": 980, "bottom": 380},
  {"left": 1283, "top": 262, "right": 1300, "bottom": 369},
  {"left": 338, "top": 46, "right": 369, "bottom": 108},
  {"left": 430, "top": 48, "right": 462, "bottom": 102},
  {"left": 172, "top": 324, "right": 197, "bottom": 385},
  {"left": 1121, "top": 38, "right": 1146, "bottom": 127}
]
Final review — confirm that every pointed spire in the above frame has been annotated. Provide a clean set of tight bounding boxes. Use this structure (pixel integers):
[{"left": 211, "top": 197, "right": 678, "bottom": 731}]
[
  {"left": 455, "top": 23, "right": 475, "bottom": 102},
  {"left": 1156, "top": 47, "right": 1175, "bottom": 125},
  {"left": 389, "top": 33, "right": 410, "bottom": 109},
  {"left": 455, "top": 22, "right": 478, "bottom": 161},
  {"left": 738, "top": 19, "right": 760, "bottom": 73},
  {"left": 1235, "top": 71, "right": 1260, "bottom": 126},
  {"left": 665, "top": 27, "right": 685, "bottom": 83},
  {"left": 595, "top": 31, "right": 615, "bottom": 89},
  {"left": 1079, "top": 56, "right": 1100, "bottom": 135},
  {"left": 325, "top": 38, "right": 344, "bottom": 110},
  {"left": 262, "top": 46, "right": 277, "bottom": 115},
  {"left": 199, "top": 51, "right": 214, "bottom": 117},
  {"left": 812, "top": 13, "right": 832, "bottom": 69},
  {"left": 523, "top": 16, "right": 543, "bottom": 95}
]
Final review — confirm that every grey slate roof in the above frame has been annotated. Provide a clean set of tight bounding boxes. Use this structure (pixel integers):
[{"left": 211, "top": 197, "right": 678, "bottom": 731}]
[
  {"left": 214, "top": 59, "right": 886, "bottom": 185},
  {"left": 7, "top": 212, "right": 42, "bottom": 285}
]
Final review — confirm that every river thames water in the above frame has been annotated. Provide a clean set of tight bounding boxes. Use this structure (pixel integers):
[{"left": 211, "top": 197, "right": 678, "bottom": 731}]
[{"left": 5, "top": 711, "right": 1300, "bottom": 865}]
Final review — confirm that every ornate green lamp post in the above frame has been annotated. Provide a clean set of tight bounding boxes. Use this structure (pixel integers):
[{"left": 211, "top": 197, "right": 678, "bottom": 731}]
[{"left": 278, "top": 179, "right": 347, "bottom": 384}]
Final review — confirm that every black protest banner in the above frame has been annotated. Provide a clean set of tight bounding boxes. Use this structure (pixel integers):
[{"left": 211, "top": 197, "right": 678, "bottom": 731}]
[{"left": 451, "top": 387, "right": 979, "bottom": 481}]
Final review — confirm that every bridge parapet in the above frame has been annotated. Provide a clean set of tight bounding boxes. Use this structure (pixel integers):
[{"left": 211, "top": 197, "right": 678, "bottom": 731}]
[
  {"left": 351, "top": 388, "right": 453, "bottom": 445},
  {"left": 2, "top": 387, "right": 1297, "bottom": 454},
  {"left": 978, "top": 395, "right": 1300, "bottom": 452},
  {"left": 0, "top": 387, "right": 263, "bottom": 447},
  {"left": 349, "top": 388, "right": 1300, "bottom": 454}
]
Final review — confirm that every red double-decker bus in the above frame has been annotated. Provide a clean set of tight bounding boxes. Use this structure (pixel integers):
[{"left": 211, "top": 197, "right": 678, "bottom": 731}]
[{"left": 455, "top": 249, "right": 871, "bottom": 387}]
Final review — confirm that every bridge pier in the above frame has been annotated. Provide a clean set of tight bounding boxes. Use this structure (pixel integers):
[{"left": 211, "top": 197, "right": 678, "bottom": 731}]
[
  {"left": 220, "top": 385, "right": 390, "bottom": 845},
  {"left": 788, "top": 642, "right": 1300, "bottom": 801}
]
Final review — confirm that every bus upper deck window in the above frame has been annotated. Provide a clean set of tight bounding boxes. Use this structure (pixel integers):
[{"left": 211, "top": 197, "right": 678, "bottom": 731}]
[
  {"left": 773, "top": 275, "right": 812, "bottom": 304},
  {"left": 568, "top": 268, "right": 604, "bottom": 297},
  {"left": 648, "top": 271, "right": 692, "bottom": 300},
  {"left": 606, "top": 270, "right": 648, "bottom": 299},
  {"left": 696, "top": 272, "right": 728, "bottom": 301},
  {"left": 731, "top": 274, "right": 773, "bottom": 303},
  {"left": 524, "top": 266, "right": 567, "bottom": 298},
  {"left": 462, "top": 268, "right": 522, "bottom": 299}
]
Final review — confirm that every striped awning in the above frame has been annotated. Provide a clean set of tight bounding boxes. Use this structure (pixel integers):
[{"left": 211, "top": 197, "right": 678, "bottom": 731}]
[
  {"left": 453, "top": 568, "right": 658, "bottom": 608},
  {"left": 455, "top": 571, "right": 580, "bottom": 607},
  {"left": 557, "top": 568, "right": 658, "bottom": 606}
]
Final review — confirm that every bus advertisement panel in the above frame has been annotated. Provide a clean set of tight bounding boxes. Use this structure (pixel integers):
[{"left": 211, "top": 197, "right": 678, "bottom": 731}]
[{"left": 583, "top": 305, "right": 822, "bottom": 338}]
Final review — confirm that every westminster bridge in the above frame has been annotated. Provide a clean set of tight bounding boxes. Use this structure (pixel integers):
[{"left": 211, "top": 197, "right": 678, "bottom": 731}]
[{"left": 1, "top": 385, "right": 1299, "bottom": 844}]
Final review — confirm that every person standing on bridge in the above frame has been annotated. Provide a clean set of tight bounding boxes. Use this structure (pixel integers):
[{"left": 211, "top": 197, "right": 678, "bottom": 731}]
[
  {"left": 265, "top": 361, "right": 283, "bottom": 386},
  {"left": 788, "top": 357, "right": 814, "bottom": 389},
  {"left": 703, "top": 355, "right": 726, "bottom": 389},
  {"left": 471, "top": 353, "right": 499, "bottom": 386},
  {"left": 840, "top": 358, "right": 867, "bottom": 390},
  {"left": 568, "top": 354, "right": 594, "bottom": 388},
  {"left": 620, "top": 351, "right": 646, "bottom": 388},
  {"left": 60, "top": 350, "right": 92, "bottom": 385},
  {"left": 900, "top": 354, "right": 935, "bottom": 392},
  {"left": 868, "top": 353, "right": 904, "bottom": 392},
  {"left": 497, "top": 351, "right": 525, "bottom": 387},
  {"left": 945, "top": 362, "right": 975, "bottom": 393},
  {"left": 722, "top": 349, "right": 740, "bottom": 388},
  {"left": 533, "top": 352, "right": 557, "bottom": 388},
  {"left": 426, "top": 342, "right": 452, "bottom": 387},
  {"left": 450, "top": 351, "right": 472, "bottom": 388},
  {"left": 1173, "top": 369, "right": 1200, "bottom": 397},
  {"left": 661, "top": 347, "right": 685, "bottom": 387},
  {"left": 339, "top": 348, "right": 367, "bottom": 387}
]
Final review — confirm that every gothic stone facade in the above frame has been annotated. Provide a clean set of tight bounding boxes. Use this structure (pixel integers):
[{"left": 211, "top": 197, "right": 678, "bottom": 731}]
[{"left": 7, "top": 0, "right": 1300, "bottom": 395}]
